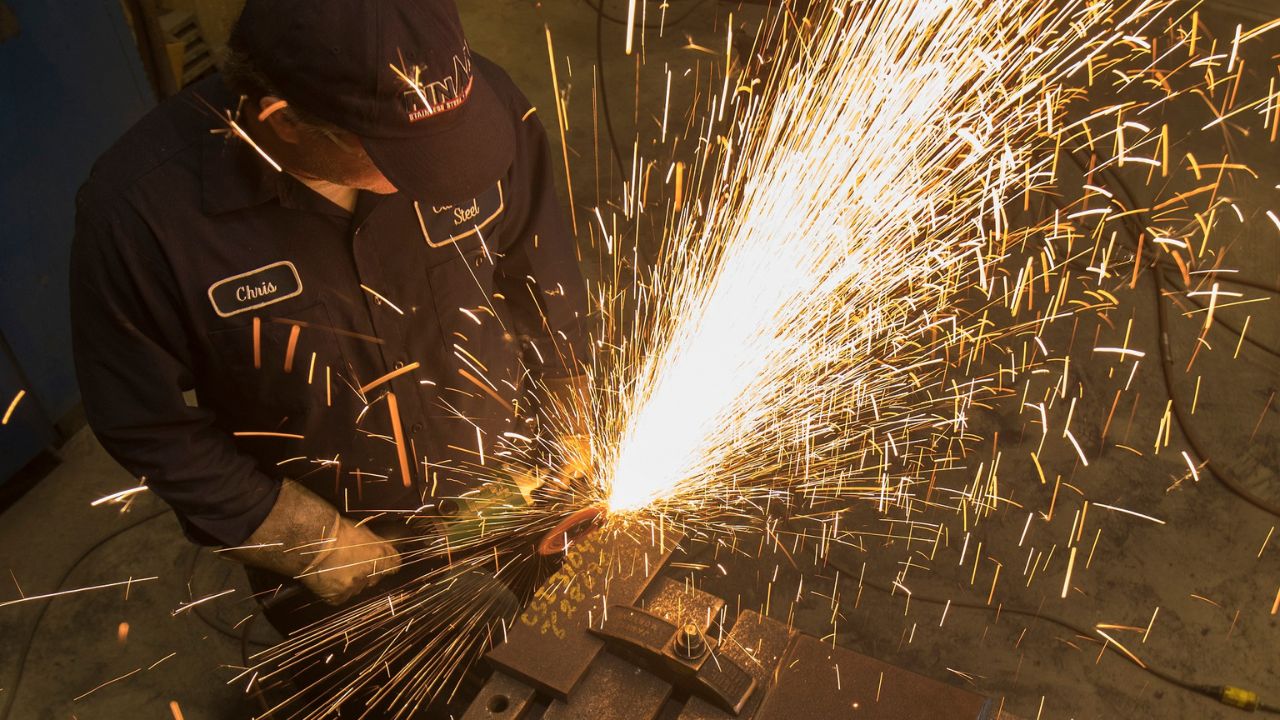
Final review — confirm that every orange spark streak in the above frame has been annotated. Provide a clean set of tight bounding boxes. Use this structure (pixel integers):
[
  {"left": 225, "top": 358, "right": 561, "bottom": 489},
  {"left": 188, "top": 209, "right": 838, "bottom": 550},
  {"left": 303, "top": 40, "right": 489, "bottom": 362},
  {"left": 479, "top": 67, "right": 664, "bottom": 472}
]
[
  {"left": 1, "top": 389, "right": 25, "bottom": 425},
  {"left": 233, "top": 432, "right": 305, "bottom": 440},
  {"left": 359, "top": 362, "right": 421, "bottom": 395},
  {"left": 387, "top": 392, "right": 412, "bottom": 487},
  {"left": 283, "top": 324, "right": 301, "bottom": 373}
]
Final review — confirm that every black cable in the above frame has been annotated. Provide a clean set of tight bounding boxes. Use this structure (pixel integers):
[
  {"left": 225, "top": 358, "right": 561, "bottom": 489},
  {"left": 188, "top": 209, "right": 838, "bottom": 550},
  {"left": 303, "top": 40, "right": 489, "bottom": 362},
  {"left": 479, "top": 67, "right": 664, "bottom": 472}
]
[
  {"left": 1158, "top": 268, "right": 1280, "bottom": 361},
  {"left": 1213, "top": 274, "right": 1280, "bottom": 296},
  {"left": 1078, "top": 155, "right": 1280, "bottom": 516},
  {"left": 1057, "top": 151, "right": 1280, "bottom": 517},
  {"left": 1149, "top": 270, "right": 1280, "bottom": 518},
  {"left": 595, "top": 0, "right": 628, "bottom": 178},
  {"left": 590, "top": 0, "right": 716, "bottom": 179},
  {"left": 825, "top": 558, "right": 1280, "bottom": 715},
  {"left": 0, "top": 509, "right": 170, "bottom": 720}
]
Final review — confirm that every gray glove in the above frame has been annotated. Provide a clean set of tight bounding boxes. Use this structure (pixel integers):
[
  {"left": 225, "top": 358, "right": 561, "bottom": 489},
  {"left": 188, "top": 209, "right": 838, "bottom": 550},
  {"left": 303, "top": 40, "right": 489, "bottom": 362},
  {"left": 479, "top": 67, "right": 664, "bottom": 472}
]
[{"left": 226, "top": 480, "right": 401, "bottom": 605}]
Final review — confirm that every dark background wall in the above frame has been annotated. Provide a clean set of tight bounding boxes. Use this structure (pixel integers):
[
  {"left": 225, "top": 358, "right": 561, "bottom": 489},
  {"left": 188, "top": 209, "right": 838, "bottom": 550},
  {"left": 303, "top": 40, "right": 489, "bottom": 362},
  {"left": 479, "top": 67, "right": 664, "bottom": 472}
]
[{"left": 0, "top": 0, "right": 153, "bottom": 481}]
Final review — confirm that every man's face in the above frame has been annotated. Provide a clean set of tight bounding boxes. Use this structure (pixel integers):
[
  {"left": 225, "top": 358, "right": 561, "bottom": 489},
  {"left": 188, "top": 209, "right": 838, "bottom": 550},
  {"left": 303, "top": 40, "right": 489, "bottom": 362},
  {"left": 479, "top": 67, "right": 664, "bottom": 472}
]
[
  {"left": 257, "top": 96, "right": 398, "bottom": 194},
  {"left": 289, "top": 125, "right": 398, "bottom": 194}
]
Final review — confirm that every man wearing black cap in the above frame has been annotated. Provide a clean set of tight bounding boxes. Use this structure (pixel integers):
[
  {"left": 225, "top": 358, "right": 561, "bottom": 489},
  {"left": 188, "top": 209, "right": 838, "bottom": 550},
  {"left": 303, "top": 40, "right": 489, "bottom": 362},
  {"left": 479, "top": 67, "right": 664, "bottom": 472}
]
[{"left": 71, "top": 0, "right": 588, "bottom": 660}]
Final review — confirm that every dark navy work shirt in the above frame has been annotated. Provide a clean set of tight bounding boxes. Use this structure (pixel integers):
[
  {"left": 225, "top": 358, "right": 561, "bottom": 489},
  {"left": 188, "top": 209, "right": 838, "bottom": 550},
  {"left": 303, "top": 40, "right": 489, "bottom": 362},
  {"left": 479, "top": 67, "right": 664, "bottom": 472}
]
[{"left": 70, "top": 63, "right": 587, "bottom": 546}]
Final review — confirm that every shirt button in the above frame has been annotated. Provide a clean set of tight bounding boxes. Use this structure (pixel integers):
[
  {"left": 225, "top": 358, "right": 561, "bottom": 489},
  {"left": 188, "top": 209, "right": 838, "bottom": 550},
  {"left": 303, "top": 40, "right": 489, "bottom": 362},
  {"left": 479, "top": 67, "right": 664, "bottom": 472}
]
[
  {"left": 411, "top": 422, "right": 424, "bottom": 433},
  {"left": 394, "top": 361, "right": 405, "bottom": 370}
]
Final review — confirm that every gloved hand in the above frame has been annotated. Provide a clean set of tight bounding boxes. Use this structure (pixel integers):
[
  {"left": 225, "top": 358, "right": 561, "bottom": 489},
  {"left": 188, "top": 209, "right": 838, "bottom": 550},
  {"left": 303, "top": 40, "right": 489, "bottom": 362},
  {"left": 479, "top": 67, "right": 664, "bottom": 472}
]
[
  {"left": 297, "top": 514, "right": 402, "bottom": 604},
  {"left": 226, "top": 480, "right": 401, "bottom": 605}
]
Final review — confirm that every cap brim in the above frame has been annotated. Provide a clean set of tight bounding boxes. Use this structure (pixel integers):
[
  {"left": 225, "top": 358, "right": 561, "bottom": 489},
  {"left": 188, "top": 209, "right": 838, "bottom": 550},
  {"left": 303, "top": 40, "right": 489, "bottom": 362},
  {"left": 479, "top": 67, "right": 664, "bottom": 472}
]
[{"left": 361, "top": 71, "right": 515, "bottom": 207}]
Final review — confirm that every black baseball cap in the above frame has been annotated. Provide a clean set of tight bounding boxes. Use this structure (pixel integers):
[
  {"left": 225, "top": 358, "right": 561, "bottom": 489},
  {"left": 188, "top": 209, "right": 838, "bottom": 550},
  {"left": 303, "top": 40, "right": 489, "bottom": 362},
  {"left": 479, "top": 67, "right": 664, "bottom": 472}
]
[{"left": 230, "top": 0, "right": 514, "bottom": 205}]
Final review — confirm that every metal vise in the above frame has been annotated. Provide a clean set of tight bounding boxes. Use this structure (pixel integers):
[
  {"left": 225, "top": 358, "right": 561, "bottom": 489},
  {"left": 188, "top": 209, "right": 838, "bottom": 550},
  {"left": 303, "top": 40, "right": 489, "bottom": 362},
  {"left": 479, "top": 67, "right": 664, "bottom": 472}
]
[{"left": 463, "top": 527, "right": 1004, "bottom": 720}]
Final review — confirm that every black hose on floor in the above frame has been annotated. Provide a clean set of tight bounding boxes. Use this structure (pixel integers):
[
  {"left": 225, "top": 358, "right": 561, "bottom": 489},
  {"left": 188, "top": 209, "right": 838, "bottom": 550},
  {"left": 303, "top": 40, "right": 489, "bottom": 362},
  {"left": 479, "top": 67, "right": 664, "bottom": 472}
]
[{"left": 0, "top": 509, "right": 169, "bottom": 720}]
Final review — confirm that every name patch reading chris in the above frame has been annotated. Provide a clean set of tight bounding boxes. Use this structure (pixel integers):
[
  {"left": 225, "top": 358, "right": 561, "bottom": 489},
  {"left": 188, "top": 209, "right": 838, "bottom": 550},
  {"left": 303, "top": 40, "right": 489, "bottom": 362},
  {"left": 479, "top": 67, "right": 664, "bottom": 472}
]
[{"left": 207, "top": 261, "right": 303, "bottom": 318}]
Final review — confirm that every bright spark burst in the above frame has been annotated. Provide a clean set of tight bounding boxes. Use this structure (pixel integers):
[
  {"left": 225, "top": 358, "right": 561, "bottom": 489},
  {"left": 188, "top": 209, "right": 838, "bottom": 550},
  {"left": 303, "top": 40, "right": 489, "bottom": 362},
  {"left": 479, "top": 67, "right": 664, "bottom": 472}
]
[{"left": 597, "top": 0, "right": 1160, "bottom": 515}]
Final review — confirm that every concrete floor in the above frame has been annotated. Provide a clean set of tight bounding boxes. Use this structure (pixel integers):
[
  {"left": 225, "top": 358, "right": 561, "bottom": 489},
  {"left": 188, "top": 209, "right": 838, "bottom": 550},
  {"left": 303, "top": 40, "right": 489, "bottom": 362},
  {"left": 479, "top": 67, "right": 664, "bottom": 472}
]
[{"left": 2, "top": 1, "right": 1278, "bottom": 719}]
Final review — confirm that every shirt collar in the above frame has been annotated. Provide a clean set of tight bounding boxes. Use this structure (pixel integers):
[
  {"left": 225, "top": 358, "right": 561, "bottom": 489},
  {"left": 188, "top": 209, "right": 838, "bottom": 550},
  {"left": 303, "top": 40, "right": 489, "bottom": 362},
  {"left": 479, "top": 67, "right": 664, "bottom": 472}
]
[
  {"left": 198, "top": 75, "right": 352, "bottom": 218},
  {"left": 203, "top": 131, "right": 376, "bottom": 221},
  {"left": 200, "top": 132, "right": 281, "bottom": 215}
]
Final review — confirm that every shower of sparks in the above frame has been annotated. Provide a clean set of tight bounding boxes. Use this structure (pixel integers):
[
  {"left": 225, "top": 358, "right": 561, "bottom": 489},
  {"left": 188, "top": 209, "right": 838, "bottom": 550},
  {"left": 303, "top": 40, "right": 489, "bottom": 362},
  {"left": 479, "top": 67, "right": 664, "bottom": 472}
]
[{"left": 592, "top": 0, "right": 1166, "bottom": 519}]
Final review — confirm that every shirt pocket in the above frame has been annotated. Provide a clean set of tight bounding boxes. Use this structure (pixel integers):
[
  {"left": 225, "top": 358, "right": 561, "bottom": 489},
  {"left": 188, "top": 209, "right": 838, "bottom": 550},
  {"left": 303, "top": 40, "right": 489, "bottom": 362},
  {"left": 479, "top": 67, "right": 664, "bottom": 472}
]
[
  {"left": 205, "top": 301, "right": 347, "bottom": 417},
  {"left": 416, "top": 180, "right": 506, "bottom": 268}
]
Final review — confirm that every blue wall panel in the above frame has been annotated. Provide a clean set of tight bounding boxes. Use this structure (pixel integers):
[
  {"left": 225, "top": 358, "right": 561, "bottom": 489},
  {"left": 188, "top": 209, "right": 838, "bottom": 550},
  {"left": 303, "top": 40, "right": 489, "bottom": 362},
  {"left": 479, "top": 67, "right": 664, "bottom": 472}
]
[{"left": 0, "top": 0, "right": 153, "bottom": 478}]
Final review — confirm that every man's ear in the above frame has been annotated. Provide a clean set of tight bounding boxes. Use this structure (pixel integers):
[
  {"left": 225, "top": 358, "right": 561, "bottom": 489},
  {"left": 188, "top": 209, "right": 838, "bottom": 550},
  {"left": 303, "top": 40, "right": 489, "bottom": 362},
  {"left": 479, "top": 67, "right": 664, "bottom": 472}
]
[{"left": 258, "top": 95, "right": 302, "bottom": 144}]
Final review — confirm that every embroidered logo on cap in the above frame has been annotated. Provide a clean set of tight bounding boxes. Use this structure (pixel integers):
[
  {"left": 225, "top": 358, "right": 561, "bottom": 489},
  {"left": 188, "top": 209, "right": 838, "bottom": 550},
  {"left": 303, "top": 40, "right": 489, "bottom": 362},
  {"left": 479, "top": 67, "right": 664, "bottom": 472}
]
[
  {"left": 207, "top": 261, "right": 303, "bottom": 318},
  {"left": 391, "top": 44, "right": 474, "bottom": 124}
]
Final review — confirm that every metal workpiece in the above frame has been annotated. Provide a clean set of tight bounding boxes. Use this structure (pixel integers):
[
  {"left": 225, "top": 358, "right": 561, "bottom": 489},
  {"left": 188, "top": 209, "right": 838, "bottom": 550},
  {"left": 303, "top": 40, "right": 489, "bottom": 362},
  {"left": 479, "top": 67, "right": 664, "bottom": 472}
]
[
  {"left": 460, "top": 671, "right": 538, "bottom": 720},
  {"left": 469, "top": 529, "right": 997, "bottom": 719},
  {"left": 541, "top": 652, "right": 672, "bottom": 720},
  {"left": 675, "top": 610, "right": 795, "bottom": 720},
  {"left": 587, "top": 566, "right": 758, "bottom": 713},
  {"left": 642, "top": 577, "right": 726, "bottom": 634},
  {"left": 590, "top": 604, "right": 756, "bottom": 714},
  {"left": 485, "top": 526, "right": 685, "bottom": 698},
  {"left": 673, "top": 623, "right": 707, "bottom": 660}
]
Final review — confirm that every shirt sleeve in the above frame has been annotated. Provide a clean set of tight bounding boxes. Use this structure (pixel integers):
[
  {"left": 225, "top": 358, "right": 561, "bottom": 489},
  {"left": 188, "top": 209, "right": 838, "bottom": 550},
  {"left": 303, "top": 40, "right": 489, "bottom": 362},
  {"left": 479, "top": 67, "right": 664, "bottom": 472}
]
[
  {"left": 493, "top": 102, "right": 591, "bottom": 380},
  {"left": 70, "top": 181, "right": 280, "bottom": 546}
]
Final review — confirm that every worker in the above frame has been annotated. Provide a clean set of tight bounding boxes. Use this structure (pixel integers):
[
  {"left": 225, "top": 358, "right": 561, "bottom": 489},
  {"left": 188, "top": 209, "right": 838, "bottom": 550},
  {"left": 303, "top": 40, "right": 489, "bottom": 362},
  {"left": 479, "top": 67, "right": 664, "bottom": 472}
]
[{"left": 69, "top": 0, "right": 589, "bottom": 708}]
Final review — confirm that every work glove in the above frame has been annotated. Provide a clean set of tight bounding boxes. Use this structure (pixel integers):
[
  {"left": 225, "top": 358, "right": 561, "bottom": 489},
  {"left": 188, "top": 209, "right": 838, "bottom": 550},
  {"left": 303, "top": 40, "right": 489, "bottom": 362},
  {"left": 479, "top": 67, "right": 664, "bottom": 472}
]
[{"left": 226, "top": 480, "right": 401, "bottom": 605}]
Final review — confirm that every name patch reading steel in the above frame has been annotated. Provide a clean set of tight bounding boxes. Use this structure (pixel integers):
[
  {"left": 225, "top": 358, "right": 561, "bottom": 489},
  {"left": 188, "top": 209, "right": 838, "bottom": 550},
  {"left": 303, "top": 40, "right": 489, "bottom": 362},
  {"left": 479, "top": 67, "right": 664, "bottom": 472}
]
[
  {"left": 417, "top": 180, "right": 505, "bottom": 248},
  {"left": 207, "top": 261, "right": 303, "bottom": 318}
]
